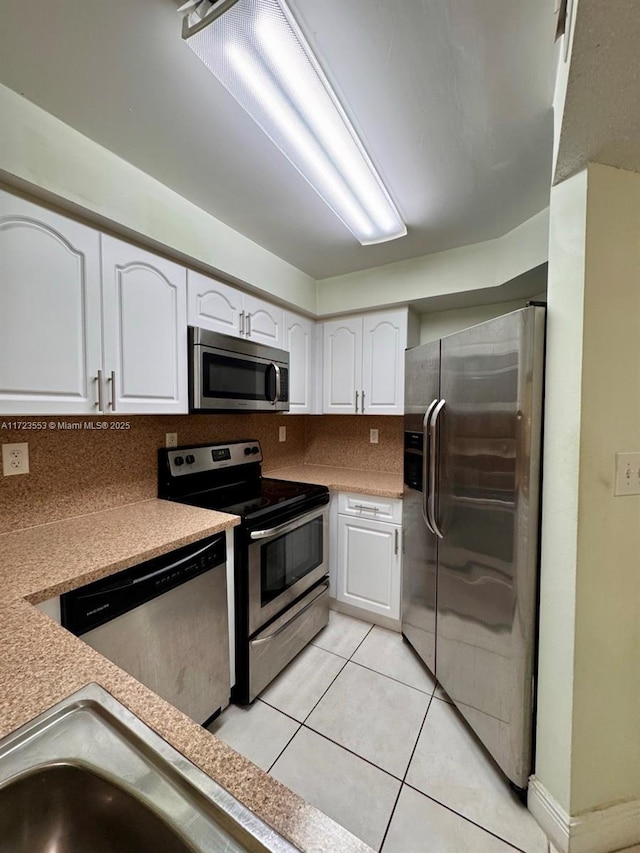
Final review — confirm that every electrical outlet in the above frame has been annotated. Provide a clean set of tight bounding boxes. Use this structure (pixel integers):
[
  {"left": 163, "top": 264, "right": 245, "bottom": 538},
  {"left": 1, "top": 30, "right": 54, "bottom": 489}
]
[
  {"left": 370, "top": 429, "right": 379, "bottom": 444},
  {"left": 165, "top": 433, "right": 178, "bottom": 448},
  {"left": 614, "top": 452, "right": 640, "bottom": 495},
  {"left": 279, "top": 425, "right": 286, "bottom": 442},
  {"left": 2, "top": 442, "right": 29, "bottom": 476}
]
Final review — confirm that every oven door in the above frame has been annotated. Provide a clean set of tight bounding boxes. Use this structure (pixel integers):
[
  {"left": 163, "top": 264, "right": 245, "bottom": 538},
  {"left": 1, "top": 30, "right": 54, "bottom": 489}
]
[{"left": 247, "top": 505, "right": 328, "bottom": 636}]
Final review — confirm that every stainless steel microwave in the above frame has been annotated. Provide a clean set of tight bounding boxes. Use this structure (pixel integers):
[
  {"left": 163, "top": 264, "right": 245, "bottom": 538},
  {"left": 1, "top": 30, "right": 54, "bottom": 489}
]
[{"left": 189, "top": 326, "right": 289, "bottom": 412}]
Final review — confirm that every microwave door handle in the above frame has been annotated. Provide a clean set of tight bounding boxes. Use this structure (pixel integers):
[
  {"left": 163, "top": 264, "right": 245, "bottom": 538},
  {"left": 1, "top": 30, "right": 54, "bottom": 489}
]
[
  {"left": 273, "top": 362, "right": 281, "bottom": 403},
  {"left": 266, "top": 362, "right": 280, "bottom": 404},
  {"left": 422, "top": 399, "right": 438, "bottom": 533}
]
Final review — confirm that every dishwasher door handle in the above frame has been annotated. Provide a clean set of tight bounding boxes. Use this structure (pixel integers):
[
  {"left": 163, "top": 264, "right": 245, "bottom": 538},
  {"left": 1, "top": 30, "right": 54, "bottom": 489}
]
[{"left": 73, "top": 539, "right": 222, "bottom": 599}]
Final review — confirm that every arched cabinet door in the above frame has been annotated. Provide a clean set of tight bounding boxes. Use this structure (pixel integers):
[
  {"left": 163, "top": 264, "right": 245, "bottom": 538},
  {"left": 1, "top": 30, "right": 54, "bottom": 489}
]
[
  {"left": 0, "top": 190, "right": 102, "bottom": 414},
  {"left": 322, "top": 317, "right": 363, "bottom": 414},
  {"left": 101, "top": 236, "right": 187, "bottom": 414},
  {"left": 187, "top": 270, "right": 243, "bottom": 338},
  {"left": 284, "top": 310, "right": 315, "bottom": 413},
  {"left": 362, "top": 310, "right": 408, "bottom": 416}
]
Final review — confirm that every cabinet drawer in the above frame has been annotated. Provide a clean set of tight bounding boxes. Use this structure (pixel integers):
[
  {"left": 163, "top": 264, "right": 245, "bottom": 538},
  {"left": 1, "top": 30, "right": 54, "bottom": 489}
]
[{"left": 338, "top": 492, "right": 402, "bottom": 524}]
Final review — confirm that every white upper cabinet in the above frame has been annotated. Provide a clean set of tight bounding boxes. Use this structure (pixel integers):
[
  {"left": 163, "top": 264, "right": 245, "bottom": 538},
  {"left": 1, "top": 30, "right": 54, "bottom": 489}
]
[
  {"left": 188, "top": 271, "right": 284, "bottom": 348},
  {"left": 323, "top": 308, "right": 415, "bottom": 415},
  {"left": 243, "top": 293, "right": 284, "bottom": 348},
  {"left": 322, "top": 316, "right": 363, "bottom": 414},
  {"left": 101, "top": 236, "right": 187, "bottom": 414},
  {"left": 362, "top": 310, "right": 409, "bottom": 416},
  {"left": 283, "top": 310, "right": 315, "bottom": 413},
  {"left": 187, "top": 271, "right": 243, "bottom": 338},
  {"left": 0, "top": 190, "right": 102, "bottom": 414}
]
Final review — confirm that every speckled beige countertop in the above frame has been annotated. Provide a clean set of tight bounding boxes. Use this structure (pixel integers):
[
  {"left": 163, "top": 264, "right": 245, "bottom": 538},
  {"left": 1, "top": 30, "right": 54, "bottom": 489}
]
[
  {"left": 0, "top": 499, "right": 373, "bottom": 853},
  {"left": 265, "top": 464, "right": 404, "bottom": 499}
]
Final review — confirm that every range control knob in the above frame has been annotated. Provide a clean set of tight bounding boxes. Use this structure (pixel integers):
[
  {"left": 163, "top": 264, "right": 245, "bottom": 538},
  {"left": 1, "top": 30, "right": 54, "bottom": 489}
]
[
  {"left": 185, "top": 454, "right": 195, "bottom": 464},
  {"left": 244, "top": 447, "right": 252, "bottom": 456},
  {"left": 174, "top": 456, "right": 184, "bottom": 467},
  {"left": 251, "top": 446, "right": 260, "bottom": 455}
]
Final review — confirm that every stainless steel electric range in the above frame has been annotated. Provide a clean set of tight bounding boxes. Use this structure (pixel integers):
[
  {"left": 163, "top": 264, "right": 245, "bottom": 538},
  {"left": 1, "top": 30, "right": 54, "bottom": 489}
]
[{"left": 158, "top": 440, "right": 330, "bottom": 704}]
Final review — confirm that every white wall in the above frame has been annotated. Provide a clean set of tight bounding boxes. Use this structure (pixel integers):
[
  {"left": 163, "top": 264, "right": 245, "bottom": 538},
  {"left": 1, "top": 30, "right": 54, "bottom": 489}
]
[
  {"left": 315, "top": 209, "right": 550, "bottom": 316},
  {"left": 418, "top": 298, "right": 538, "bottom": 344},
  {"left": 571, "top": 163, "right": 640, "bottom": 814},
  {"left": 536, "top": 168, "right": 587, "bottom": 813},
  {"left": 0, "top": 84, "right": 317, "bottom": 314},
  {"left": 536, "top": 163, "right": 640, "bottom": 821}
]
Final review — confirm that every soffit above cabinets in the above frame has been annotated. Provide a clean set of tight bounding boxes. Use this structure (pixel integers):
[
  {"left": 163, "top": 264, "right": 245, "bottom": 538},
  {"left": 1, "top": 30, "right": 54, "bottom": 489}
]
[
  {"left": 554, "top": 0, "right": 640, "bottom": 184},
  {"left": 0, "top": 0, "right": 556, "bottom": 280}
]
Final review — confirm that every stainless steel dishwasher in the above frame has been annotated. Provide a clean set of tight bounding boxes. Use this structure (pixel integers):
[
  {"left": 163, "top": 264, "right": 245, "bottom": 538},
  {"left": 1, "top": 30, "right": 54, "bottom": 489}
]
[{"left": 61, "top": 533, "right": 229, "bottom": 725}]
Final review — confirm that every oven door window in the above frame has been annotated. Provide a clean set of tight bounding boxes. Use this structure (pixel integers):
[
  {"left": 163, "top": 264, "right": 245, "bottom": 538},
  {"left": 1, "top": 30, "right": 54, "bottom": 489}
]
[
  {"left": 261, "top": 517, "right": 324, "bottom": 606},
  {"left": 203, "top": 352, "right": 276, "bottom": 402}
]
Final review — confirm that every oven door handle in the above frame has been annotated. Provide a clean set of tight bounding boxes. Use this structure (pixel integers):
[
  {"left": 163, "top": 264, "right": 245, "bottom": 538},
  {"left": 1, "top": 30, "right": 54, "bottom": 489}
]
[
  {"left": 249, "top": 506, "right": 326, "bottom": 540},
  {"left": 251, "top": 582, "right": 329, "bottom": 645}
]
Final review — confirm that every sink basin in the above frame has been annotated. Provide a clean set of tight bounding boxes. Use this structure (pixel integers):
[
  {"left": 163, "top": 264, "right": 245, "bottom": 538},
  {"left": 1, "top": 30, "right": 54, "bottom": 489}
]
[
  {"left": 0, "top": 763, "right": 194, "bottom": 853},
  {"left": 0, "top": 684, "right": 299, "bottom": 853}
]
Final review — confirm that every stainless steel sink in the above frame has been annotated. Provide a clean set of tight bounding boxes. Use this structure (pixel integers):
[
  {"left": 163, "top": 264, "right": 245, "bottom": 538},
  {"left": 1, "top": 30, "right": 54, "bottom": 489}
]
[
  {"left": 0, "top": 684, "right": 299, "bottom": 853},
  {"left": 0, "top": 763, "right": 195, "bottom": 853}
]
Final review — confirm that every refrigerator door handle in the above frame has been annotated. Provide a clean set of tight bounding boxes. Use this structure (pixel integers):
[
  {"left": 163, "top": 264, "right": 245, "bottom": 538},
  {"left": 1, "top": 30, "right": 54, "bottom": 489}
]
[
  {"left": 422, "top": 399, "right": 439, "bottom": 533},
  {"left": 428, "top": 399, "right": 446, "bottom": 539}
]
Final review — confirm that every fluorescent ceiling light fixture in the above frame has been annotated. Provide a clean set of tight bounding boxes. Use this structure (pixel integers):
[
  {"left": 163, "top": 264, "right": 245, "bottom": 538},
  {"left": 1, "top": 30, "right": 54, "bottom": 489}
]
[{"left": 180, "top": 0, "right": 407, "bottom": 245}]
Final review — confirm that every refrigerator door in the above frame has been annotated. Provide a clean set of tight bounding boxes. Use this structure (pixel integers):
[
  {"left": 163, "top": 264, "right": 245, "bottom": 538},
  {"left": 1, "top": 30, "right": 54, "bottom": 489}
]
[
  {"left": 435, "top": 306, "right": 545, "bottom": 789},
  {"left": 402, "top": 340, "right": 440, "bottom": 675}
]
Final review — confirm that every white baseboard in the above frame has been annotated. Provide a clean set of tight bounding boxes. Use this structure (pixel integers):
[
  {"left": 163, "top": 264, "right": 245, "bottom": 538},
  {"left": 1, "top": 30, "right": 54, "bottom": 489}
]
[
  {"left": 329, "top": 598, "right": 401, "bottom": 632},
  {"left": 529, "top": 776, "right": 640, "bottom": 853}
]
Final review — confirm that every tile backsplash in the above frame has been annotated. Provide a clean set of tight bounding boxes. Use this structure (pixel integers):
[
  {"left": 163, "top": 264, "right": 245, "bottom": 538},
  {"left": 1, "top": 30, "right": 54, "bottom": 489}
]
[{"left": 0, "top": 414, "right": 402, "bottom": 534}]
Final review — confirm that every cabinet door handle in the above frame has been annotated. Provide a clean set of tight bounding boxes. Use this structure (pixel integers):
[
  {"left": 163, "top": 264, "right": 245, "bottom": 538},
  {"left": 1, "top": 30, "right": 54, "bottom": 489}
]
[
  {"left": 96, "top": 370, "right": 104, "bottom": 412},
  {"left": 246, "top": 313, "right": 252, "bottom": 336},
  {"left": 239, "top": 310, "right": 245, "bottom": 335},
  {"left": 355, "top": 390, "right": 359, "bottom": 413},
  {"left": 108, "top": 370, "right": 116, "bottom": 412},
  {"left": 394, "top": 528, "right": 399, "bottom": 555},
  {"left": 353, "top": 503, "right": 380, "bottom": 512},
  {"left": 362, "top": 389, "right": 365, "bottom": 412}
]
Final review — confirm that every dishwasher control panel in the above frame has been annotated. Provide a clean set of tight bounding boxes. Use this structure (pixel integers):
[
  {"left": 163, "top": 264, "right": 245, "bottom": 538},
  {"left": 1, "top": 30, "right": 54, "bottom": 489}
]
[{"left": 60, "top": 532, "right": 226, "bottom": 635}]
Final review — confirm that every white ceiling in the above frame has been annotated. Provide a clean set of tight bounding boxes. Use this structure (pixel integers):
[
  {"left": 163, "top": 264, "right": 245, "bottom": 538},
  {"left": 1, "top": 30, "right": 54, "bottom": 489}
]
[{"left": 0, "top": 0, "right": 557, "bottom": 280}]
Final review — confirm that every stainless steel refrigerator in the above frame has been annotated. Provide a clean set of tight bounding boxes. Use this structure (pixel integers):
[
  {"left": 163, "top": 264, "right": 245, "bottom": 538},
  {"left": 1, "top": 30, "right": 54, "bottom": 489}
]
[{"left": 402, "top": 305, "right": 545, "bottom": 791}]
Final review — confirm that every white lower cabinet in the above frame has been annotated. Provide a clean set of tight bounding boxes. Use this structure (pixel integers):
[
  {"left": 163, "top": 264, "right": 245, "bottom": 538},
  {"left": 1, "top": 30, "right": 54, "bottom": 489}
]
[{"left": 335, "top": 494, "right": 402, "bottom": 621}]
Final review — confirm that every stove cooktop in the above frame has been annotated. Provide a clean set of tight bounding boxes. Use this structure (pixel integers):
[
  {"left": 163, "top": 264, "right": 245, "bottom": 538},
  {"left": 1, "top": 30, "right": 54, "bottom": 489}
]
[
  {"left": 181, "top": 477, "right": 326, "bottom": 521},
  {"left": 158, "top": 440, "right": 329, "bottom": 526}
]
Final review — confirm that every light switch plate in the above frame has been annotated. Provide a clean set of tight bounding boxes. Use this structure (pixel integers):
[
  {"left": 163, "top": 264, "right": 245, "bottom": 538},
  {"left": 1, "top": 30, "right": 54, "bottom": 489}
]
[
  {"left": 279, "top": 426, "right": 286, "bottom": 442},
  {"left": 614, "top": 452, "right": 640, "bottom": 495},
  {"left": 370, "top": 429, "right": 379, "bottom": 444},
  {"left": 165, "top": 433, "right": 178, "bottom": 448},
  {"left": 2, "top": 442, "right": 29, "bottom": 476}
]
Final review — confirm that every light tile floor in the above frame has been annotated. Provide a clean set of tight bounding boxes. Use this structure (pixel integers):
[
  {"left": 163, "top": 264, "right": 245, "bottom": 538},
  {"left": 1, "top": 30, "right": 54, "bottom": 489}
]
[{"left": 208, "top": 611, "right": 551, "bottom": 853}]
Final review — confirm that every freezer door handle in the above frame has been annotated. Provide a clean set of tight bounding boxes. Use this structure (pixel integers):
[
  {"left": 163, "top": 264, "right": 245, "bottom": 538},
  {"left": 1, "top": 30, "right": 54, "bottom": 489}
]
[
  {"left": 422, "top": 399, "right": 439, "bottom": 533},
  {"left": 428, "top": 398, "right": 446, "bottom": 539}
]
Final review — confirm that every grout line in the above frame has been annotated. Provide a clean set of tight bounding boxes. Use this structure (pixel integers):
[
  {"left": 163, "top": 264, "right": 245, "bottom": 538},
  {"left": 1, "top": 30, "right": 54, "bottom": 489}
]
[
  {"left": 290, "top": 622, "right": 376, "bottom": 729},
  {"left": 402, "top": 781, "right": 529, "bottom": 853},
  {"left": 298, "top": 723, "right": 406, "bottom": 783},
  {"left": 379, "top": 694, "right": 433, "bottom": 852},
  {"left": 300, "top": 655, "right": 350, "bottom": 726},
  {"left": 266, "top": 718, "right": 303, "bottom": 775},
  {"left": 255, "top": 697, "right": 304, "bottom": 726},
  {"left": 348, "top": 658, "right": 436, "bottom": 697},
  {"left": 348, "top": 623, "right": 376, "bottom": 660}
]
